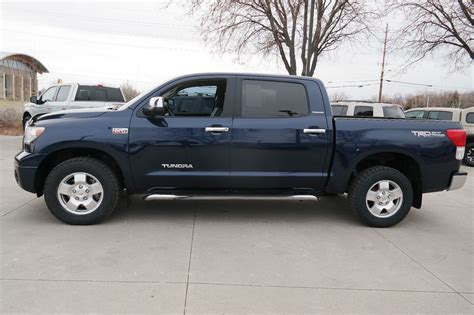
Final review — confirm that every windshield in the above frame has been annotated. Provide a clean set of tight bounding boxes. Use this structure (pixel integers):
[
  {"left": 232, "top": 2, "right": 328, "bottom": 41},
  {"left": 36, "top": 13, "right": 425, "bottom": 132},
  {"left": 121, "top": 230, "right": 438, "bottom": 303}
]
[{"left": 117, "top": 86, "right": 155, "bottom": 111}]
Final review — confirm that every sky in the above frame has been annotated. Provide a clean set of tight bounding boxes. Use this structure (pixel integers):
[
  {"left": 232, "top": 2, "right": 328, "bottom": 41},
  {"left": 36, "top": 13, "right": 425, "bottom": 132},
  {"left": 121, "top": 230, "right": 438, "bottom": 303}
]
[{"left": 0, "top": 0, "right": 472, "bottom": 100}]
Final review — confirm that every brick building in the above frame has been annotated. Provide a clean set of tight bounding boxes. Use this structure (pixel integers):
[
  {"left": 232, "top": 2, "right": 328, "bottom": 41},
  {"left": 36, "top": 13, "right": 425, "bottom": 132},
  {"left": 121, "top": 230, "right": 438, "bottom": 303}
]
[{"left": 0, "top": 52, "right": 48, "bottom": 103}]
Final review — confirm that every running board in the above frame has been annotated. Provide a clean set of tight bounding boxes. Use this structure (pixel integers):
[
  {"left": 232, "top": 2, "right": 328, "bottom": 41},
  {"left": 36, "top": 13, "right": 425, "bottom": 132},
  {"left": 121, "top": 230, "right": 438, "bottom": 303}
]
[{"left": 144, "top": 194, "right": 319, "bottom": 201}]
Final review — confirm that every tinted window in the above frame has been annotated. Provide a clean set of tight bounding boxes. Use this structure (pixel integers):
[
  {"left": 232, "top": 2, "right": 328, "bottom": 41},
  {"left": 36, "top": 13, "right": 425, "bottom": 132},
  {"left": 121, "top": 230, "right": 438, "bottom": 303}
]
[
  {"left": 75, "top": 86, "right": 125, "bottom": 102},
  {"left": 241, "top": 80, "right": 308, "bottom": 117},
  {"left": 331, "top": 105, "right": 348, "bottom": 116},
  {"left": 428, "top": 111, "right": 453, "bottom": 121},
  {"left": 465, "top": 113, "right": 474, "bottom": 124},
  {"left": 40, "top": 87, "right": 58, "bottom": 103},
  {"left": 405, "top": 111, "right": 425, "bottom": 119},
  {"left": 354, "top": 106, "right": 373, "bottom": 117},
  {"left": 382, "top": 105, "right": 405, "bottom": 118},
  {"left": 56, "top": 85, "right": 71, "bottom": 102},
  {"left": 162, "top": 80, "right": 227, "bottom": 117}
]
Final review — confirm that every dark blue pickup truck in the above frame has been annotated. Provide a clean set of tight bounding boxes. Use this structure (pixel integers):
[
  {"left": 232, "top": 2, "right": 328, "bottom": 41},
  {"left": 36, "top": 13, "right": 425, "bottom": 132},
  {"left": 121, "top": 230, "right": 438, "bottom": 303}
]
[{"left": 15, "top": 73, "right": 467, "bottom": 227}]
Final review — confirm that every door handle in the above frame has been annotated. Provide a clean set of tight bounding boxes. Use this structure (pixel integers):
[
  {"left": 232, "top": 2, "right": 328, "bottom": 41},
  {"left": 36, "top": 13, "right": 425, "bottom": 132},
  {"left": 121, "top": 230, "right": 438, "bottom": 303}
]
[
  {"left": 303, "top": 128, "right": 326, "bottom": 135},
  {"left": 205, "top": 126, "right": 229, "bottom": 133}
]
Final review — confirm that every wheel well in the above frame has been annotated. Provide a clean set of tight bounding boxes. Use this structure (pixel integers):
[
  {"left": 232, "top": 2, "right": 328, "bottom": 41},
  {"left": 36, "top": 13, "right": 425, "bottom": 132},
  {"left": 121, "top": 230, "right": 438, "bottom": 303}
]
[
  {"left": 23, "top": 112, "right": 31, "bottom": 119},
  {"left": 352, "top": 153, "right": 422, "bottom": 208},
  {"left": 35, "top": 148, "right": 125, "bottom": 196}
]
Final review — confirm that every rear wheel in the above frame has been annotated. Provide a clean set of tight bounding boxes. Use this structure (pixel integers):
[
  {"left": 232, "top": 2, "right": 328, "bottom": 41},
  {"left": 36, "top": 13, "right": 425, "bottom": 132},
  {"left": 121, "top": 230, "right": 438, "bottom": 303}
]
[
  {"left": 349, "top": 166, "right": 413, "bottom": 227},
  {"left": 44, "top": 157, "right": 120, "bottom": 224},
  {"left": 463, "top": 143, "right": 474, "bottom": 167}
]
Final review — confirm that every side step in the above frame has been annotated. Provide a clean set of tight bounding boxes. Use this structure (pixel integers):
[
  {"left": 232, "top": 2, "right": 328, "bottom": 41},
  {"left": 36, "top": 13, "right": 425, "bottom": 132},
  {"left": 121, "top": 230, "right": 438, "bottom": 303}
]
[{"left": 144, "top": 194, "right": 319, "bottom": 201}]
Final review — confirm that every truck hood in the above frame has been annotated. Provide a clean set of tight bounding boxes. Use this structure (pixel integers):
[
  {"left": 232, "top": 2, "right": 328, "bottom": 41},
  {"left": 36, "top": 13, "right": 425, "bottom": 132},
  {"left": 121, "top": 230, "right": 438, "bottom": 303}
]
[{"left": 34, "top": 108, "right": 110, "bottom": 123}]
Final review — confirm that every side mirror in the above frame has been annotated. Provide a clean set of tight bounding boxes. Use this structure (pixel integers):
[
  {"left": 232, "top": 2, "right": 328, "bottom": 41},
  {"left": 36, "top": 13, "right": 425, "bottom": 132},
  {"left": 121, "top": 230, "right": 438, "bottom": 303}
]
[
  {"left": 143, "top": 97, "right": 167, "bottom": 116},
  {"left": 30, "top": 96, "right": 38, "bottom": 104}
]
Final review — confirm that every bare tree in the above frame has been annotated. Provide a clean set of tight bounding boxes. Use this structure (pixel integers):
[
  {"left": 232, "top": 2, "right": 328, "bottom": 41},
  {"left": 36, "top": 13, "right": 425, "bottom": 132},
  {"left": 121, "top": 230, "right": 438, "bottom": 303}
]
[
  {"left": 388, "top": 0, "right": 473, "bottom": 68},
  {"left": 187, "top": 0, "right": 374, "bottom": 76},
  {"left": 120, "top": 82, "right": 140, "bottom": 101}
]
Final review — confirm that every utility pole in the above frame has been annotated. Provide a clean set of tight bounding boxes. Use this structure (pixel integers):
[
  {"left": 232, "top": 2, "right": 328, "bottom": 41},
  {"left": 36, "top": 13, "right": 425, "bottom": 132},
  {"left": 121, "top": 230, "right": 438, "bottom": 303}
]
[
  {"left": 306, "top": 0, "right": 315, "bottom": 76},
  {"left": 378, "top": 24, "right": 388, "bottom": 103}
]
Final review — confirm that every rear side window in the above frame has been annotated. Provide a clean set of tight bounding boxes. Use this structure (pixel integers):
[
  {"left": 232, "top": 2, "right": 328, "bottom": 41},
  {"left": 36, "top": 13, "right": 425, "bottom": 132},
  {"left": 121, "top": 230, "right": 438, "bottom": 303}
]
[
  {"left": 56, "top": 85, "right": 71, "bottom": 102},
  {"left": 466, "top": 113, "right": 474, "bottom": 124},
  {"left": 75, "top": 86, "right": 125, "bottom": 102},
  {"left": 405, "top": 111, "right": 425, "bottom": 119},
  {"left": 428, "top": 111, "right": 453, "bottom": 121},
  {"left": 382, "top": 106, "right": 405, "bottom": 118},
  {"left": 331, "top": 105, "right": 348, "bottom": 116},
  {"left": 241, "top": 80, "right": 308, "bottom": 117},
  {"left": 354, "top": 106, "right": 373, "bottom": 117}
]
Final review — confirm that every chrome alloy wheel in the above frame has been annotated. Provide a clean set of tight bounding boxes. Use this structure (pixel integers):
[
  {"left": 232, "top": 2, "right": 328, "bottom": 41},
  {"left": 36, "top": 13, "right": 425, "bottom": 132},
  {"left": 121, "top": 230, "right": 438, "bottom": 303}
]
[
  {"left": 57, "top": 172, "right": 104, "bottom": 215},
  {"left": 365, "top": 180, "right": 403, "bottom": 218}
]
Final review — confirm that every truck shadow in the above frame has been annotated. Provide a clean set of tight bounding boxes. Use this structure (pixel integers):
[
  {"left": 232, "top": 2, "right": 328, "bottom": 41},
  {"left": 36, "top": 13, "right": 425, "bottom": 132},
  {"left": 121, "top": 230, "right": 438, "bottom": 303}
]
[{"left": 109, "top": 194, "right": 357, "bottom": 226}]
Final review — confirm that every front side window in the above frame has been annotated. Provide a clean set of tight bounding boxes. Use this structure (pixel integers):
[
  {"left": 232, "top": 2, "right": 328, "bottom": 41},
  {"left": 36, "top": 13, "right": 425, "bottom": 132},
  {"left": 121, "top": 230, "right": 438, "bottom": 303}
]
[
  {"left": 331, "top": 105, "right": 348, "bottom": 116},
  {"left": 39, "top": 87, "right": 58, "bottom": 103},
  {"left": 405, "top": 110, "right": 425, "bottom": 119},
  {"left": 162, "top": 80, "right": 226, "bottom": 117},
  {"left": 354, "top": 106, "right": 373, "bottom": 117},
  {"left": 56, "top": 85, "right": 71, "bottom": 102},
  {"left": 428, "top": 111, "right": 453, "bottom": 121},
  {"left": 465, "top": 112, "right": 474, "bottom": 124},
  {"left": 241, "top": 80, "right": 308, "bottom": 117}
]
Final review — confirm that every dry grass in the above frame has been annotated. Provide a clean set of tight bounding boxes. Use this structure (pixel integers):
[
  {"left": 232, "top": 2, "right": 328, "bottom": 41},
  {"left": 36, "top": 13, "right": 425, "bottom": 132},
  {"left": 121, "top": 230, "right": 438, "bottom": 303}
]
[{"left": 0, "top": 108, "right": 23, "bottom": 136}]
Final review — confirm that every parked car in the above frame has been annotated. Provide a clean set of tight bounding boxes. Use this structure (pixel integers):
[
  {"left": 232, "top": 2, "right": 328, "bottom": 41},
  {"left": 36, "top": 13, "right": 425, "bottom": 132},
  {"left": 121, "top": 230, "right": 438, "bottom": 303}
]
[
  {"left": 331, "top": 101, "right": 405, "bottom": 118},
  {"left": 405, "top": 107, "right": 474, "bottom": 166},
  {"left": 23, "top": 83, "right": 126, "bottom": 129},
  {"left": 15, "top": 73, "right": 466, "bottom": 227}
]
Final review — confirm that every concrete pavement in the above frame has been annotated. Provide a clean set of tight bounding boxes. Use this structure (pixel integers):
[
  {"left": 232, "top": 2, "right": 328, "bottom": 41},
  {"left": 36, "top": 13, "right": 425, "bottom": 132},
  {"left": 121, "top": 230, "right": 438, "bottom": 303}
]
[{"left": 0, "top": 135, "right": 472, "bottom": 314}]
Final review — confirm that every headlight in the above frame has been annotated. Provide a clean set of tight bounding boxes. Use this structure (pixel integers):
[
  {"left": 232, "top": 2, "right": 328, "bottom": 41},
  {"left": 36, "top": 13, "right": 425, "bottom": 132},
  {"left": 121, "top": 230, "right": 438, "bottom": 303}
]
[{"left": 24, "top": 126, "right": 45, "bottom": 145}]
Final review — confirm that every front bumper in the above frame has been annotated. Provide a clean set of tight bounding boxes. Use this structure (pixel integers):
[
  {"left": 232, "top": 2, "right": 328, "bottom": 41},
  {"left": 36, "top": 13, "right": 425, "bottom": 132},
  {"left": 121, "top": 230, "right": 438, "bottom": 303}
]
[
  {"left": 448, "top": 172, "right": 468, "bottom": 191},
  {"left": 14, "top": 151, "right": 43, "bottom": 194}
]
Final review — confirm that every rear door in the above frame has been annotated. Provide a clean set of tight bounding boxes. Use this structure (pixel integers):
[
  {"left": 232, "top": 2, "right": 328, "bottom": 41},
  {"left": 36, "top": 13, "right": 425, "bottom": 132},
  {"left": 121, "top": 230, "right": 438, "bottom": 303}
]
[{"left": 230, "top": 77, "right": 330, "bottom": 191}]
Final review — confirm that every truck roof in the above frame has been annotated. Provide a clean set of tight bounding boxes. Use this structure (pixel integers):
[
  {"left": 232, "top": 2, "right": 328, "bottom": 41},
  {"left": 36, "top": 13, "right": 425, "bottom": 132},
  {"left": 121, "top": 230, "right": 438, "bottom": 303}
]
[{"left": 169, "top": 72, "right": 325, "bottom": 84}]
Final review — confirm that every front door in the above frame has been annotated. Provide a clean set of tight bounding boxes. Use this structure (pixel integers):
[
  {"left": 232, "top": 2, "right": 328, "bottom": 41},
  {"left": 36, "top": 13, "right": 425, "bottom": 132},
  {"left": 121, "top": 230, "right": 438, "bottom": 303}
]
[
  {"left": 129, "top": 76, "right": 235, "bottom": 192},
  {"left": 230, "top": 78, "right": 330, "bottom": 191}
]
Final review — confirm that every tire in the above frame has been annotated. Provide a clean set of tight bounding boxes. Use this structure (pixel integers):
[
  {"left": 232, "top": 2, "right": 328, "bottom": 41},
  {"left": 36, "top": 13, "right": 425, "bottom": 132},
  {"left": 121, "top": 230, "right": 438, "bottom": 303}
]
[
  {"left": 44, "top": 157, "right": 120, "bottom": 225},
  {"left": 463, "top": 143, "right": 474, "bottom": 167},
  {"left": 23, "top": 114, "right": 31, "bottom": 131},
  {"left": 349, "top": 166, "right": 413, "bottom": 227}
]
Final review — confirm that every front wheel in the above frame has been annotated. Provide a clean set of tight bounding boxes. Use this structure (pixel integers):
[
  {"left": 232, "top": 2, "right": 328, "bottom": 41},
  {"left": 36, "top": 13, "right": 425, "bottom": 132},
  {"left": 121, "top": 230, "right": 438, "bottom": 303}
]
[
  {"left": 44, "top": 157, "right": 120, "bottom": 224},
  {"left": 463, "top": 143, "right": 474, "bottom": 167},
  {"left": 349, "top": 166, "right": 413, "bottom": 227}
]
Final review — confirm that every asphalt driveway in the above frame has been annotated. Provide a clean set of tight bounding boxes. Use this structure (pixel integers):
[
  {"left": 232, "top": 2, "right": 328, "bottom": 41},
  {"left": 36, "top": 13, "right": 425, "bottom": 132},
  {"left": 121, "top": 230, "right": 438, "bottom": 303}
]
[{"left": 0, "top": 135, "right": 473, "bottom": 314}]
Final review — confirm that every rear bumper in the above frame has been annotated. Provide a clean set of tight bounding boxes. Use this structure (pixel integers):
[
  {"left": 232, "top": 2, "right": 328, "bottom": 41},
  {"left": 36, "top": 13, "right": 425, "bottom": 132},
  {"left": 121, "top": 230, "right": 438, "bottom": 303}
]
[{"left": 448, "top": 172, "right": 467, "bottom": 191}]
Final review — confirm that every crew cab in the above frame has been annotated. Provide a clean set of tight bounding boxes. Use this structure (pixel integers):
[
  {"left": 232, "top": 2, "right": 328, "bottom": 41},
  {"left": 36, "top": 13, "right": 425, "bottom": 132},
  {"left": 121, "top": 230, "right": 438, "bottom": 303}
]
[
  {"left": 405, "top": 107, "right": 474, "bottom": 166},
  {"left": 23, "top": 83, "right": 125, "bottom": 128},
  {"left": 15, "top": 73, "right": 467, "bottom": 227}
]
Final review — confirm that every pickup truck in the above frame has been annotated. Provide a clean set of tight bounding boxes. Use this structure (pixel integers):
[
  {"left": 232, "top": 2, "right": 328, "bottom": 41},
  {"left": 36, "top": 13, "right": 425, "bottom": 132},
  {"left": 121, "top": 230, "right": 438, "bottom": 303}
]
[
  {"left": 405, "top": 107, "right": 474, "bottom": 166},
  {"left": 15, "top": 73, "right": 467, "bottom": 227},
  {"left": 23, "top": 83, "right": 125, "bottom": 128}
]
